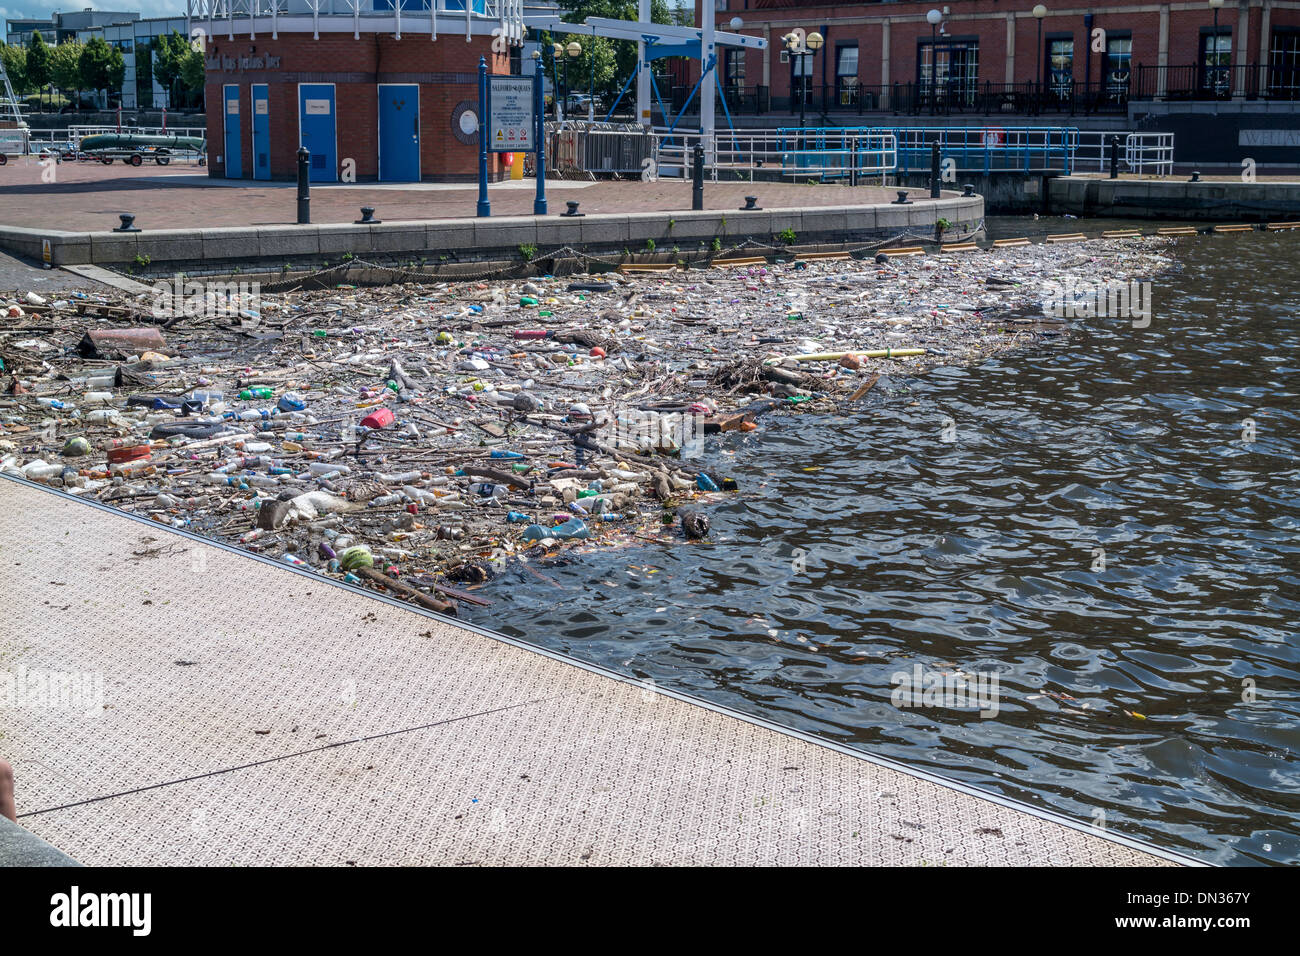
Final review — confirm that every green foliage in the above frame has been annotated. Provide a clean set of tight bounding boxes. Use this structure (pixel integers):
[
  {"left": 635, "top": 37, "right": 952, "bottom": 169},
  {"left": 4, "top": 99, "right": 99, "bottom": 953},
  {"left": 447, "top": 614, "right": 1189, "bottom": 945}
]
[
  {"left": 0, "top": 42, "right": 32, "bottom": 94},
  {"left": 518, "top": 243, "right": 538, "bottom": 261},
  {"left": 25, "top": 31, "right": 52, "bottom": 91},
  {"left": 710, "top": 237, "right": 722, "bottom": 252},
  {"left": 152, "top": 31, "right": 200, "bottom": 107},
  {"left": 546, "top": 0, "right": 674, "bottom": 102},
  {"left": 936, "top": 217, "right": 953, "bottom": 230},
  {"left": 50, "top": 41, "right": 84, "bottom": 95},
  {"left": 644, "top": 238, "right": 656, "bottom": 252},
  {"left": 178, "top": 48, "right": 205, "bottom": 94},
  {"left": 79, "top": 36, "right": 124, "bottom": 97},
  {"left": 777, "top": 228, "right": 797, "bottom": 245}
]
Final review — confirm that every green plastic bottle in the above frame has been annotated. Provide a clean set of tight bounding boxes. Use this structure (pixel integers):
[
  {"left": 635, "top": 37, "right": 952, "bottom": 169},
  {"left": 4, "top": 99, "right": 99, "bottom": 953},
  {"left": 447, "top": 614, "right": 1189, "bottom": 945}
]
[{"left": 239, "top": 387, "right": 274, "bottom": 400}]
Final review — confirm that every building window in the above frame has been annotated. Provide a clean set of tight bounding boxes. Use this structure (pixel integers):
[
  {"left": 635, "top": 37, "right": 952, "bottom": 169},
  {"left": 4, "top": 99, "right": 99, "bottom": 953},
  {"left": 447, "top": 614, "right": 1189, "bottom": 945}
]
[
  {"left": 1200, "top": 30, "right": 1232, "bottom": 97},
  {"left": 918, "top": 39, "right": 978, "bottom": 107},
  {"left": 836, "top": 44, "right": 859, "bottom": 105},
  {"left": 725, "top": 48, "right": 745, "bottom": 89},
  {"left": 1269, "top": 29, "right": 1300, "bottom": 100},
  {"left": 1103, "top": 35, "right": 1131, "bottom": 103},
  {"left": 1047, "top": 38, "right": 1073, "bottom": 100}
]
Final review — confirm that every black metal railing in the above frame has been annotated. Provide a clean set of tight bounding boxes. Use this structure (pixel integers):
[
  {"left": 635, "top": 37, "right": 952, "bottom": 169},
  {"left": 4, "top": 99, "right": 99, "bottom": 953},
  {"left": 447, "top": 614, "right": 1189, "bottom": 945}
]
[
  {"left": 1132, "top": 63, "right": 1300, "bottom": 101},
  {"left": 669, "top": 79, "right": 1128, "bottom": 117}
]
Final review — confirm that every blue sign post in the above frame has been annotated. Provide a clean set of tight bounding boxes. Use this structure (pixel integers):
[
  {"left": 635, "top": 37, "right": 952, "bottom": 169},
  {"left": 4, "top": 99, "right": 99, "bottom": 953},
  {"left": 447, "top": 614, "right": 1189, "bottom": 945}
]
[
  {"left": 476, "top": 56, "right": 490, "bottom": 218},
  {"left": 534, "top": 55, "right": 547, "bottom": 216}
]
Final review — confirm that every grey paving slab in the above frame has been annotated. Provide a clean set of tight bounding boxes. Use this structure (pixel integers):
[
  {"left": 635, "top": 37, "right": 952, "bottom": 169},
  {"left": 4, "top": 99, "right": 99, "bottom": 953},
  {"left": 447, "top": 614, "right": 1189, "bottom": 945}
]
[{"left": 0, "top": 477, "right": 1187, "bottom": 866}]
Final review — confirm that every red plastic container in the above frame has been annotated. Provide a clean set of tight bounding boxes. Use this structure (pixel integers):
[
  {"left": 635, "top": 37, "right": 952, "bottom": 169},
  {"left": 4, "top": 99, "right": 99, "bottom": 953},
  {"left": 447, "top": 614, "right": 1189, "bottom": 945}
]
[
  {"left": 360, "top": 407, "right": 395, "bottom": 429},
  {"left": 106, "top": 444, "right": 152, "bottom": 465}
]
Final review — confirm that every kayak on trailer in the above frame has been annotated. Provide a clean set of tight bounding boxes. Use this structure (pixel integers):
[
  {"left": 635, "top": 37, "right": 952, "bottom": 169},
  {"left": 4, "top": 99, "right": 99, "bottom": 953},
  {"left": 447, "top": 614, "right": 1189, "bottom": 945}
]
[
  {"left": 79, "top": 133, "right": 206, "bottom": 153},
  {"left": 80, "top": 132, "right": 206, "bottom": 165}
]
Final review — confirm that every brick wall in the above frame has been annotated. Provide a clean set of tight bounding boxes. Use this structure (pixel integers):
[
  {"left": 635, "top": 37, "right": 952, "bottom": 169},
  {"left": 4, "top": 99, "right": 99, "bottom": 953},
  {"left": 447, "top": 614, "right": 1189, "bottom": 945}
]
[
  {"left": 204, "top": 31, "right": 510, "bottom": 182},
  {"left": 693, "top": 1, "right": 1300, "bottom": 101}
]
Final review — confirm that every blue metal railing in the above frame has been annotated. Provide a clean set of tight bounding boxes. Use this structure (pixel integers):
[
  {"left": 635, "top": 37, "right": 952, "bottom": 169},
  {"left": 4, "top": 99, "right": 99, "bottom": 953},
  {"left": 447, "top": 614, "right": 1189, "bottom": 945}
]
[{"left": 775, "top": 125, "right": 1080, "bottom": 176}]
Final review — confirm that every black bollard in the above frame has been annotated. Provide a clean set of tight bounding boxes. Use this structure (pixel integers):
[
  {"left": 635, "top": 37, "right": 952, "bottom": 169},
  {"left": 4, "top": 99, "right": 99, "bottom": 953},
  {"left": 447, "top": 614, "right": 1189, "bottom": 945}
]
[
  {"left": 113, "top": 213, "right": 140, "bottom": 233},
  {"left": 296, "top": 147, "right": 311, "bottom": 224},
  {"left": 1108, "top": 136, "right": 1119, "bottom": 180},
  {"left": 892, "top": 190, "right": 912, "bottom": 205},
  {"left": 962, "top": 183, "right": 975, "bottom": 197},
  {"left": 692, "top": 144, "right": 705, "bottom": 212},
  {"left": 354, "top": 206, "right": 381, "bottom": 224},
  {"left": 930, "top": 139, "right": 941, "bottom": 198},
  {"left": 739, "top": 195, "right": 761, "bottom": 211}
]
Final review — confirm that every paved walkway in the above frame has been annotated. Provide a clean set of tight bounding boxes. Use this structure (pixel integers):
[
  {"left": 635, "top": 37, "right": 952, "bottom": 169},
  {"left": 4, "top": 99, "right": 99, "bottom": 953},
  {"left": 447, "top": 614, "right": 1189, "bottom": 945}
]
[
  {"left": 0, "top": 476, "right": 1187, "bottom": 866},
  {"left": 0, "top": 161, "right": 896, "bottom": 231}
]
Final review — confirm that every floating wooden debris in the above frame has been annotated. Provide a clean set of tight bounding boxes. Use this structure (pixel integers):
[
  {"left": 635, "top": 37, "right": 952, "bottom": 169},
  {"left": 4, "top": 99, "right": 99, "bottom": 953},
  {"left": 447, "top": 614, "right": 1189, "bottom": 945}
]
[
  {"left": 794, "top": 251, "right": 852, "bottom": 262},
  {"left": 939, "top": 241, "right": 978, "bottom": 253},
  {"left": 616, "top": 263, "right": 677, "bottom": 274},
  {"left": 1157, "top": 226, "right": 1198, "bottom": 236},
  {"left": 1045, "top": 233, "right": 1086, "bottom": 244},
  {"left": 1264, "top": 221, "right": 1300, "bottom": 231},
  {"left": 711, "top": 256, "right": 767, "bottom": 268},
  {"left": 880, "top": 245, "right": 925, "bottom": 257},
  {"left": 1213, "top": 224, "right": 1255, "bottom": 234},
  {"left": 992, "top": 237, "right": 1031, "bottom": 248},
  {"left": 1102, "top": 229, "right": 1142, "bottom": 238}
]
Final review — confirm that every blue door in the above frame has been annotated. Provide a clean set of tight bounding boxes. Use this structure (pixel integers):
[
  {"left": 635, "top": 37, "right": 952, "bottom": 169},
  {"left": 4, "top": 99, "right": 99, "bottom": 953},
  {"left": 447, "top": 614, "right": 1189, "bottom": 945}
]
[
  {"left": 252, "top": 83, "right": 270, "bottom": 180},
  {"left": 378, "top": 84, "right": 420, "bottom": 181},
  {"left": 222, "top": 84, "right": 242, "bottom": 178},
  {"left": 297, "top": 83, "right": 337, "bottom": 183}
]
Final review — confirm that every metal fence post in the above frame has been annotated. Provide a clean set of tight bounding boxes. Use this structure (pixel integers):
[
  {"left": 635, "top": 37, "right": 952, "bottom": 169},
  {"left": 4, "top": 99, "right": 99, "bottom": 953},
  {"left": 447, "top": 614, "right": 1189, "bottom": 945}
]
[
  {"left": 692, "top": 143, "right": 705, "bottom": 210},
  {"left": 296, "top": 147, "right": 310, "bottom": 224}
]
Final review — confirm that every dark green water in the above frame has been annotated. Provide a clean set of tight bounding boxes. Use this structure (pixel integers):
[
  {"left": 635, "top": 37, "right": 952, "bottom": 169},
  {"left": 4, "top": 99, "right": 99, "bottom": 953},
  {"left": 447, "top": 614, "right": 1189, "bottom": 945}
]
[{"left": 468, "top": 229, "right": 1300, "bottom": 865}]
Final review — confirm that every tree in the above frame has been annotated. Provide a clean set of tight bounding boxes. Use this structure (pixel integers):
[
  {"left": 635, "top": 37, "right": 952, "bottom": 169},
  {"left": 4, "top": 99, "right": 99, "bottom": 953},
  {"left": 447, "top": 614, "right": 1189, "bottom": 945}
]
[
  {"left": 551, "top": 0, "right": 675, "bottom": 107},
  {"left": 78, "top": 35, "right": 125, "bottom": 103},
  {"left": 178, "top": 48, "right": 206, "bottom": 108},
  {"left": 0, "top": 42, "right": 32, "bottom": 95},
  {"left": 50, "top": 41, "right": 85, "bottom": 107},
  {"left": 25, "top": 31, "right": 52, "bottom": 109},
  {"left": 152, "top": 30, "right": 190, "bottom": 108}
]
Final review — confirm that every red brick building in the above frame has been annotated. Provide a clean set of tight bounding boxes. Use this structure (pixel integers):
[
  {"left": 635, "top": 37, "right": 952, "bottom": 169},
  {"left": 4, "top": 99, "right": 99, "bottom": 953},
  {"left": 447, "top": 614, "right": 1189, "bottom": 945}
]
[
  {"left": 690, "top": 0, "right": 1300, "bottom": 114},
  {"left": 197, "top": 1, "right": 528, "bottom": 182}
]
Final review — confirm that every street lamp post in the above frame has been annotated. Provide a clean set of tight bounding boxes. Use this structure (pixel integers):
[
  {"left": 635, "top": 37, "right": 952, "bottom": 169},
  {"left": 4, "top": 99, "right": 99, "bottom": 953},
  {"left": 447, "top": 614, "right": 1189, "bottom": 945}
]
[
  {"left": 927, "top": 9, "right": 941, "bottom": 116},
  {"left": 566, "top": 41, "right": 581, "bottom": 122},
  {"left": 784, "top": 31, "right": 823, "bottom": 134},
  {"left": 1209, "top": 0, "right": 1225, "bottom": 96},
  {"left": 552, "top": 42, "right": 563, "bottom": 121},
  {"left": 1033, "top": 5, "right": 1048, "bottom": 113},
  {"left": 532, "top": 49, "right": 547, "bottom": 215}
]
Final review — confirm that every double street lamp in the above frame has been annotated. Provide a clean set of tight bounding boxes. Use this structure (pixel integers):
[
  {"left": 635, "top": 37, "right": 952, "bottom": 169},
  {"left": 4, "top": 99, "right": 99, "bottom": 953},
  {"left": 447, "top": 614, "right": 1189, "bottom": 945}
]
[
  {"left": 783, "top": 30, "right": 824, "bottom": 131},
  {"left": 1033, "top": 5, "right": 1048, "bottom": 109},
  {"left": 562, "top": 40, "right": 582, "bottom": 122},
  {"left": 1209, "top": 0, "right": 1226, "bottom": 96},
  {"left": 926, "top": 9, "right": 941, "bottom": 115}
]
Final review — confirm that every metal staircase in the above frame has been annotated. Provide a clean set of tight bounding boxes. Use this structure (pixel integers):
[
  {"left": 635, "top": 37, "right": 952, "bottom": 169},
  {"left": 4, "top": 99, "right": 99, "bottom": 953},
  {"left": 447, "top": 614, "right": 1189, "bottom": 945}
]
[{"left": 0, "top": 51, "right": 31, "bottom": 156}]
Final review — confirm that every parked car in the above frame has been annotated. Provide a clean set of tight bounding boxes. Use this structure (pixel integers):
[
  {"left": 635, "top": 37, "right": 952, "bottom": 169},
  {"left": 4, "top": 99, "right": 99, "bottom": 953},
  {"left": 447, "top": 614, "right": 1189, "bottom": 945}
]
[{"left": 563, "top": 93, "right": 604, "bottom": 116}]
